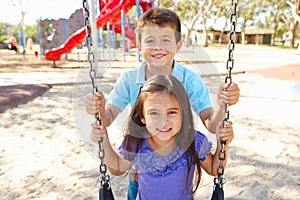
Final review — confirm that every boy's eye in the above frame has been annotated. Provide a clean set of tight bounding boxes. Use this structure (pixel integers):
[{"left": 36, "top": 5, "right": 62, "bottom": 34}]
[
  {"left": 144, "top": 39, "right": 154, "bottom": 43},
  {"left": 163, "top": 38, "right": 171, "bottom": 43}
]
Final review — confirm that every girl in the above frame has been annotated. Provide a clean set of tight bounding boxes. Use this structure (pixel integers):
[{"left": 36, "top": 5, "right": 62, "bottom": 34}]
[{"left": 91, "top": 74, "right": 234, "bottom": 200}]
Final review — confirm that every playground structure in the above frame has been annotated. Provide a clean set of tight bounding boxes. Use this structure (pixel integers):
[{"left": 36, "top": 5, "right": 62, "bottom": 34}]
[
  {"left": 43, "top": 0, "right": 153, "bottom": 61},
  {"left": 38, "top": 8, "right": 84, "bottom": 57}
]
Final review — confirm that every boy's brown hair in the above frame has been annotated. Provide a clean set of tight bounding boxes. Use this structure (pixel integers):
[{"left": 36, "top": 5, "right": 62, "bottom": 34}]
[{"left": 136, "top": 7, "right": 182, "bottom": 45}]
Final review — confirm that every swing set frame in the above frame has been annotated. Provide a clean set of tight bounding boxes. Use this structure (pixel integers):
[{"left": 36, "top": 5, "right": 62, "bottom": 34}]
[{"left": 82, "top": 0, "right": 239, "bottom": 199}]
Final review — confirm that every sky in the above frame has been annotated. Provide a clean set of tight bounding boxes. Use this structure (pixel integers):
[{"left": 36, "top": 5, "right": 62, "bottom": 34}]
[{"left": 0, "top": 0, "right": 83, "bottom": 25}]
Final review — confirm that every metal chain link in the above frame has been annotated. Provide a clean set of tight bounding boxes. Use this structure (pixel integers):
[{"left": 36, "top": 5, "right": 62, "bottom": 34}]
[
  {"left": 214, "top": 0, "right": 238, "bottom": 188},
  {"left": 82, "top": 0, "right": 110, "bottom": 188},
  {"left": 83, "top": 0, "right": 98, "bottom": 93}
]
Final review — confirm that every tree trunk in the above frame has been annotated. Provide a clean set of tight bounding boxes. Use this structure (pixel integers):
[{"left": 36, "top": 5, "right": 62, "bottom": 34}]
[
  {"left": 290, "top": 21, "right": 298, "bottom": 47},
  {"left": 202, "top": 19, "right": 208, "bottom": 47},
  {"left": 186, "top": 29, "right": 193, "bottom": 47},
  {"left": 241, "top": 30, "right": 245, "bottom": 45}
]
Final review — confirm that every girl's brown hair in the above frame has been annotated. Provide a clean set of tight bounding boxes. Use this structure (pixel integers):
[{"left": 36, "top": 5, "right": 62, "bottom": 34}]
[{"left": 122, "top": 74, "right": 202, "bottom": 195}]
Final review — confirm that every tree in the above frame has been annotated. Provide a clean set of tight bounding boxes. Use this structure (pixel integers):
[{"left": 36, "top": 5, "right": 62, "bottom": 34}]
[
  {"left": 160, "top": 0, "right": 202, "bottom": 46},
  {"left": 161, "top": 0, "right": 229, "bottom": 47},
  {"left": 25, "top": 24, "right": 37, "bottom": 43},
  {"left": 287, "top": 0, "right": 300, "bottom": 22},
  {"left": 0, "top": 21, "right": 37, "bottom": 47},
  {"left": 157, "top": 0, "right": 300, "bottom": 47},
  {"left": 0, "top": 23, "right": 9, "bottom": 42},
  {"left": 0, "top": 22, "right": 19, "bottom": 42},
  {"left": 279, "top": 4, "right": 299, "bottom": 47}
]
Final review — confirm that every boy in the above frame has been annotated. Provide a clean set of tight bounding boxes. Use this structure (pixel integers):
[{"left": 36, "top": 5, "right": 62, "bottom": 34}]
[{"left": 85, "top": 7, "right": 239, "bottom": 200}]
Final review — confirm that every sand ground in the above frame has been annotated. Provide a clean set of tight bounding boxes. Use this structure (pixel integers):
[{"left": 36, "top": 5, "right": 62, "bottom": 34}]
[{"left": 0, "top": 45, "right": 300, "bottom": 199}]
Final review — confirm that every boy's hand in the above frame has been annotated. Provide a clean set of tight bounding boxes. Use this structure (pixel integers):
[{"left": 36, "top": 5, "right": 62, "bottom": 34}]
[
  {"left": 217, "top": 121, "right": 234, "bottom": 144},
  {"left": 90, "top": 122, "right": 108, "bottom": 143},
  {"left": 85, "top": 92, "right": 105, "bottom": 115},
  {"left": 218, "top": 82, "right": 240, "bottom": 106}
]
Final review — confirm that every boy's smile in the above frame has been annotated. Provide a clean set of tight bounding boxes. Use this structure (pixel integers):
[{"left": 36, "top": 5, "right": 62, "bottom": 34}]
[
  {"left": 151, "top": 51, "right": 166, "bottom": 59},
  {"left": 138, "top": 25, "right": 181, "bottom": 74}
]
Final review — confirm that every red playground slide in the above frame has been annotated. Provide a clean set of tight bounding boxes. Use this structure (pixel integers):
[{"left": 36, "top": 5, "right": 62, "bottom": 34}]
[{"left": 45, "top": 0, "right": 142, "bottom": 61}]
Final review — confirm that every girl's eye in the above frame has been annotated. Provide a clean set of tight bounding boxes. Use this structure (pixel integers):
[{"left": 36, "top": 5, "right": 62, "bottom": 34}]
[
  {"left": 163, "top": 38, "right": 171, "bottom": 43},
  {"left": 168, "top": 111, "right": 178, "bottom": 115},
  {"left": 149, "top": 111, "right": 159, "bottom": 116}
]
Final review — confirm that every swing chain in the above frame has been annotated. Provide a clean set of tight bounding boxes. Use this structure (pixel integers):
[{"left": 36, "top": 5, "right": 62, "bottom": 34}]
[
  {"left": 215, "top": 0, "right": 238, "bottom": 188},
  {"left": 82, "top": 0, "right": 110, "bottom": 188},
  {"left": 98, "top": 137, "right": 110, "bottom": 186},
  {"left": 83, "top": 0, "right": 98, "bottom": 94},
  {"left": 225, "top": 0, "right": 238, "bottom": 87}
]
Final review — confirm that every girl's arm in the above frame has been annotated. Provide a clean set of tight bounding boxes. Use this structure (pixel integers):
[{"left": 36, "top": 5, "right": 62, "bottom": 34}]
[
  {"left": 91, "top": 123, "right": 133, "bottom": 176},
  {"left": 200, "top": 121, "right": 234, "bottom": 176}
]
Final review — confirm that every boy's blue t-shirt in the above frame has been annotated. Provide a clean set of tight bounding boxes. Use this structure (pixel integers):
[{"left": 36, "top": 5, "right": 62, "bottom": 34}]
[{"left": 107, "top": 60, "right": 212, "bottom": 114}]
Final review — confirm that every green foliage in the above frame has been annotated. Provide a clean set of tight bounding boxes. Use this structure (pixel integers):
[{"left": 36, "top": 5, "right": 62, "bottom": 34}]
[
  {"left": 0, "top": 21, "right": 37, "bottom": 44},
  {"left": 276, "top": 24, "right": 288, "bottom": 38},
  {"left": 25, "top": 24, "right": 37, "bottom": 43},
  {"left": 159, "top": 0, "right": 174, "bottom": 8},
  {"left": 127, "top": 5, "right": 138, "bottom": 24},
  {"left": 0, "top": 22, "right": 12, "bottom": 42},
  {"left": 170, "top": 0, "right": 200, "bottom": 24}
]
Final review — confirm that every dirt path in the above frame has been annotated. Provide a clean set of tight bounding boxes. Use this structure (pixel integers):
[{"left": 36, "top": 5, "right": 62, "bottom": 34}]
[
  {"left": 248, "top": 63, "right": 300, "bottom": 82},
  {"left": 0, "top": 47, "right": 299, "bottom": 113}
]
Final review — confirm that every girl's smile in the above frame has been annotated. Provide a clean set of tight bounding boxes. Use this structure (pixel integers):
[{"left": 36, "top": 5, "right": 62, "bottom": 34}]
[
  {"left": 157, "top": 127, "right": 172, "bottom": 132},
  {"left": 141, "top": 91, "right": 182, "bottom": 145}
]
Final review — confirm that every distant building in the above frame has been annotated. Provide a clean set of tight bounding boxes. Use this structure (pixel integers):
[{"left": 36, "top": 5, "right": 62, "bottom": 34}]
[
  {"left": 194, "top": 25, "right": 274, "bottom": 45},
  {"left": 243, "top": 27, "right": 274, "bottom": 45}
]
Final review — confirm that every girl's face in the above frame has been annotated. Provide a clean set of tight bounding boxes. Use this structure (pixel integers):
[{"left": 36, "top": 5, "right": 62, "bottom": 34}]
[
  {"left": 140, "top": 91, "right": 182, "bottom": 143},
  {"left": 138, "top": 24, "right": 181, "bottom": 70}
]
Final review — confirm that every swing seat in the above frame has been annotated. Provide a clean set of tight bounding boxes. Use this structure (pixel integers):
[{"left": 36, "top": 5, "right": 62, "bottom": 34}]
[
  {"left": 211, "top": 185, "right": 224, "bottom": 200},
  {"left": 100, "top": 182, "right": 115, "bottom": 200}
]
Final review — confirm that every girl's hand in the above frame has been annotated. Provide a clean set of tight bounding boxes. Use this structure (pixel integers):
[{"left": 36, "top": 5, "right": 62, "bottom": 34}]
[
  {"left": 85, "top": 92, "right": 105, "bottom": 115},
  {"left": 90, "top": 122, "right": 108, "bottom": 143},
  {"left": 217, "top": 121, "right": 234, "bottom": 144},
  {"left": 217, "top": 82, "right": 240, "bottom": 106}
]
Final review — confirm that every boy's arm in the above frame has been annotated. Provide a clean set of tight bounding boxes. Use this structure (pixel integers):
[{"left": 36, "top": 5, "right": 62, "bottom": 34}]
[
  {"left": 199, "top": 107, "right": 223, "bottom": 134},
  {"left": 85, "top": 92, "right": 122, "bottom": 127},
  {"left": 200, "top": 82, "right": 239, "bottom": 134},
  {"left": 86, "top": 70, "right": 133, "bottom": 127},
  {"left": 103, "top": 104, "right": 121, "bottom": 127}
]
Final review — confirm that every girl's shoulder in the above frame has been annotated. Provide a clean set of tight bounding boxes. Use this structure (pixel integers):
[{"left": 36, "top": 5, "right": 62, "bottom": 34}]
[
  {"left": 194, "top": 130, "right": 210, "bottom": 144},
  {"left": 194, "top": 130, "right": 212, "bottom": 161}
]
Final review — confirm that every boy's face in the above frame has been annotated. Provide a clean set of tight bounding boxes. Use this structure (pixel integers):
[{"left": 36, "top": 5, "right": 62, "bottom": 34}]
[{"left": 138, "top": 25, "right": 181, "bottom": 69}]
